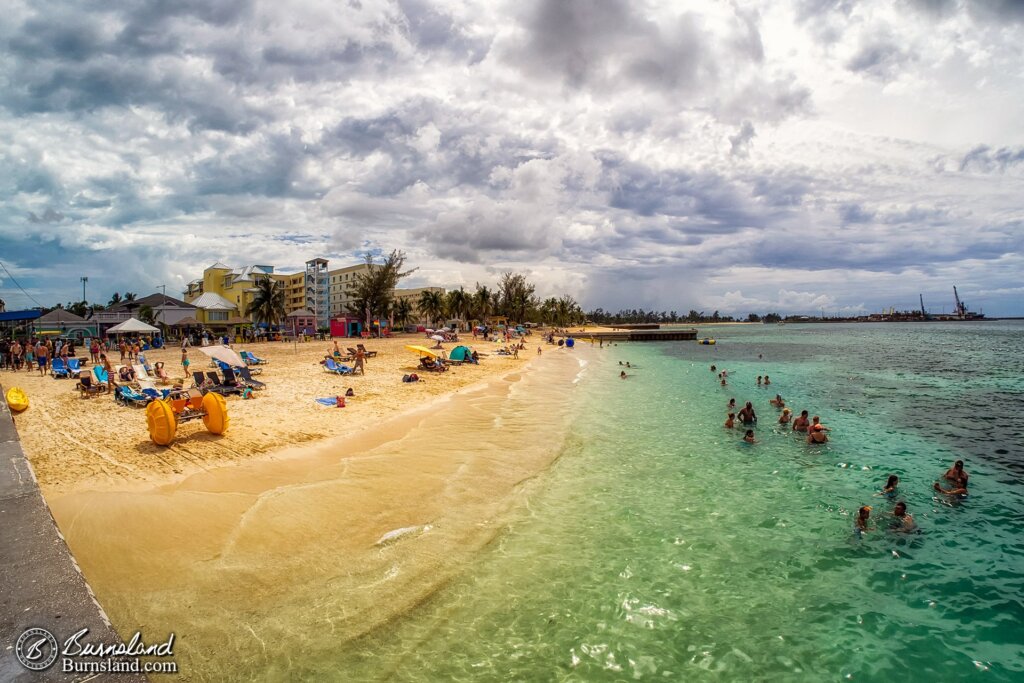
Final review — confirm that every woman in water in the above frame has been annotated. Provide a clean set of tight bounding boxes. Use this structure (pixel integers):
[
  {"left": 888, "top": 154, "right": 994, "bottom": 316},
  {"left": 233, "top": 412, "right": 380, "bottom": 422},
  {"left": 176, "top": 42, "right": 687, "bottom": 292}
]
[
  {"left": 878, "top": 475, "right": 899, "bottom": 498},
  {"left": 807, "top": 424, "right": 828, "bottom": 444},
  {"left": 855, "top": 506, "right": 874, "bottom": 533},
  {"left": 769, "top": 394, "right": 784, "bottom": 408},
  {"left": 778, "top": 408, "right": 791, "bottom": 425},
  {"left": 724, "top": 413, "right": 735, "bottom": 429}
]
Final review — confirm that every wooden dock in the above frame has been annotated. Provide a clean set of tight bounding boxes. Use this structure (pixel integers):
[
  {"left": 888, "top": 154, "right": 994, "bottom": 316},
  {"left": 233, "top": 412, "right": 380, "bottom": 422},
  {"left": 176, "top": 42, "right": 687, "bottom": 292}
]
[{"left": 563, "top": 328, "right": 699, "bottom": 342}]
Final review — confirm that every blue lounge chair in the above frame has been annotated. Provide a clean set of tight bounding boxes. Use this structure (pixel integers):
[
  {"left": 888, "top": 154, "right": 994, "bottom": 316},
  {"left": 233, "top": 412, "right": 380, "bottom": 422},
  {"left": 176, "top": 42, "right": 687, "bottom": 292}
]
[
  {"left": 67, "top": 358, "right": 82, "bottom": 373},
  {"left": 219, "top": 358, "right": 261, "bottom": 375},
  {"left": 324, "top": 358, "right": 353, "bottom": 375},
  {"left": 242, "top": 350, "right": 269, "bottom": 365},
  {"left": 51, "top": 357, "right": 71, "bottom": 379},
  {"left": 93, "top": 366, "right": 110, "bottom": 385},
  {"left": 114, "top": 385, "right": 151, "bottom": 407}
]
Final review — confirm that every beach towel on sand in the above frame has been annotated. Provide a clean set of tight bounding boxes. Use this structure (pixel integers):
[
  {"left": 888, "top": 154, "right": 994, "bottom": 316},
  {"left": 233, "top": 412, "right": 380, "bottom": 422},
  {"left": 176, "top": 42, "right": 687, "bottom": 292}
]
[{"left": 315, "top": 397, "right": 346, "bottom": 407}]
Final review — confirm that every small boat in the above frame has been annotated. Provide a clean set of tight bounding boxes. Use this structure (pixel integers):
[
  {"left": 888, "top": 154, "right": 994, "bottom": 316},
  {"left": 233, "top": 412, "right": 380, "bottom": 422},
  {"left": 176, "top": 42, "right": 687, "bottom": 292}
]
[
  {"left": 698, "top": 338, "right": 716, "bottom": 345},
  {"left": 6, "top": 387, "right": 29, "bottom": 413}
]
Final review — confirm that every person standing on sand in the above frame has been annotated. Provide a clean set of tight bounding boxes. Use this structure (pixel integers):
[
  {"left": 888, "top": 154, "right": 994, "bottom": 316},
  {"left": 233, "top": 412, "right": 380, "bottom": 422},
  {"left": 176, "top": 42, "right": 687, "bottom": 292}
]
[
  {"left": 354, "top": 347, "right": 365, "bottom": 375},
  {"left": 35, "top": 341, "right": 48, "bottom": 376},
  {"left": 181, "top": 348, "right": 190, "bottom": 378}
]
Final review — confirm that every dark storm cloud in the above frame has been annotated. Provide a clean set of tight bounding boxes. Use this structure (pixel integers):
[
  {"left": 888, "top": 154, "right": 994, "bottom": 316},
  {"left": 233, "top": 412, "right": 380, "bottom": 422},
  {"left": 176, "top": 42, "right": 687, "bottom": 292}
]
[
  {"left": 508, "top": 0, "right": 712, "bottom": 93},
  {"left": 190, "top": 133, "right": 322, "bottom": 198},
  {"left": 751, "top": 174, "right": 810, "bottom": 208},
  {"left": 846, "top": 40, "right": 915, "bottom": 80},
  {"left": 959, "top": 145, "right": 1024, "bottom": 173},
  {"left": 600, "top": 154, "right": 760, "bottom": 233},
  {"left": 396, "top": 0, "right": 491, "bottom": 61}
]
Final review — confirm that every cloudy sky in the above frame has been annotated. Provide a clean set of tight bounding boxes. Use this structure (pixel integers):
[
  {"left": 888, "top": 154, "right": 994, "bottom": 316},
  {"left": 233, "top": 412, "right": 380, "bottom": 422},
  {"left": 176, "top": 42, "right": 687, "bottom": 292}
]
[{"left": 2, "top": 0, "right": 1022, "bottom": 316}]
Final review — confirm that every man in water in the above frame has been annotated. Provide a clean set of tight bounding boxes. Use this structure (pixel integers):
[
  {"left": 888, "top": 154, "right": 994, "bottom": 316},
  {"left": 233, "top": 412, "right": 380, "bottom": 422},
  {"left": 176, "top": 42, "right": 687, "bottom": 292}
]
[
  {"left": 792, "top": 410, "right": 810, "bottom": 432},
  {"left": 620, "top": 371, "right": 627, "bottom": 379},
  {"left": 807, "top": 424, "right": 828, "bottom": 444},
  {"left": 934, "top": 481, "right": 968, "bottom": 496},
  {"left": 738, "top": 402, "right": 757, "bottom": 425},
  {"left": 891, "top": 502, "right": 916, "bottom": 532},
  {"left": 743, "top": 429, "right": 757, "bottom": 443},
  {"left": 944, "top": 460, "right": 969, "bottom": 488}
]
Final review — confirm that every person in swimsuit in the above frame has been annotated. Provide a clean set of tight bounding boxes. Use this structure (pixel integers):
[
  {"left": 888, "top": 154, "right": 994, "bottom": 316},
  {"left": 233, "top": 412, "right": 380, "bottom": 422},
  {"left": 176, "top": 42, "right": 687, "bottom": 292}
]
[
  {"left": 792, "top": 410, "right": 810, "bottom": 432},
  {"left": 944, "top": 460, "right": 969, "bottom": 488},
  {"left": 934, "top": 481, "right": 968, "bottom": 496},
  {"left": 738, "top": 402, "right": 757, "bottom": 425},
  {"left": 743, "top": 429, "right": 757, "bottom": 443},
  {"left": 620, "top": 371, "right": 627, "bottom": 379},
  {"left": 890, "top": 502, "right": 916, "bottom": 532},
  {"left": 727, "top": 398, "right": 737, "bottom": 411},
  {"left": 757, "top": 375, "right": 763, "bottom": 386},
  {"left": 764, "top": 375, "right": 771, "bottom": 385},
  {"left": 778, "top": 408, "right": 791, "bottom": 425},
  {"left": 807, "top": 424, "right": 828, "bottom": 444},
  {"left": 770, "top": 394, "right": 784, "bottom": 408},
  {"left": 855, "top": 506, "right": 874, "bottom": 533},
  {"left": 878, "top": 475, "right": 899, "bottom": 498},
  {"left": 724, "top": 413, "right": 735, "bottom": 428}
]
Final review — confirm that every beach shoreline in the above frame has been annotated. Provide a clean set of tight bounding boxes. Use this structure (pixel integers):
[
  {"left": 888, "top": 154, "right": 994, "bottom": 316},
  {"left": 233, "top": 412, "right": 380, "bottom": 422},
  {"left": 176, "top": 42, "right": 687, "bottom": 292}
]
[{"left": 41, "top": 343, "right": 594, "bottom": 677}]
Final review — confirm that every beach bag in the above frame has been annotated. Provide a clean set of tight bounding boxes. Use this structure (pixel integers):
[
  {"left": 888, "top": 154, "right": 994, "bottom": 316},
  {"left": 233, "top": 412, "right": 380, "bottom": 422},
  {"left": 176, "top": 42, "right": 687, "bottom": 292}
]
[{"left": 335, "top": 396, "right": 346, "bottom": 408}]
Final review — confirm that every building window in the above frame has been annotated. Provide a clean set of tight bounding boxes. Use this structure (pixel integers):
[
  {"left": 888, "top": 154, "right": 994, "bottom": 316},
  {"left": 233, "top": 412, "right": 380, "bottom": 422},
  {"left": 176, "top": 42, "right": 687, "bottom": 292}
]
[{"left": 208, "top": 311, "right": 229, "bottom": 321}]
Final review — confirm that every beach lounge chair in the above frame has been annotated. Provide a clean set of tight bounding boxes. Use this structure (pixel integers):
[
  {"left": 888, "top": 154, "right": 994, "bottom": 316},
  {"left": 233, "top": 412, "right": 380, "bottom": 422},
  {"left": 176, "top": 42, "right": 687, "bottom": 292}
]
[
  {"left": 140, "top": 387, "right": 168, "bottom": 402},
  {"left": 324, "top": 358, "right": 353, "bottom": 375},
  {"left": 76, "top": 372, "right": 107, "bottom": 397},
  {"left": 192, "top": 371, "right": 210, "bottom": 390},
  {"left": 50, "top": 357, "right": 71, "bottom": 379},
  {"left": 241, "top": 350, "right": 269, "bottom": 365},
  {"left": 67, "top": 358, "right": 83, "bottom": 373},
  {"left": 218, "top": 358, "right": 261, "bottom": 376},
  {"left": 235, "top": 366, "right": 266, "bottom": 390},
  {"left": 418, "top": 357, "right": 448, "bottom": 372},
  {"left": 114, "top": 385, "right": 151, "bottom": 407},
  {"left": 206, "top": 371, "right": 243, "bottom": 396},
  {"left": 93, "top": 366, "right": 111, "bottom": 386},
  {"left": 356, "top": 343, "right": 378, "bottom": 358}
]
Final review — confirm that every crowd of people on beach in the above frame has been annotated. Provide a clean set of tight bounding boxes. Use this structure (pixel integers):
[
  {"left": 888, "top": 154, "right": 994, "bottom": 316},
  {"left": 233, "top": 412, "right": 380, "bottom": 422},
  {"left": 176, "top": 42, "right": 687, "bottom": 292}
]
[{"left": 709, "top": 361, "right": 971, "bottom": 537}]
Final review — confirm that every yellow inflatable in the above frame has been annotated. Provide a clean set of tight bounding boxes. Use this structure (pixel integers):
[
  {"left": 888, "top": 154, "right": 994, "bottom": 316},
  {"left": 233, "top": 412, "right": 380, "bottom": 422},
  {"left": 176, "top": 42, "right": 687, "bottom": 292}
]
[
  {"left": 6, "top": 387, "right": 28, "bottom": 413},
  {"left": 146, "top": 399, "right": 177, "bottom": 446},
  {"left": 201, "top": 392, "right": 229, "bottom": 435}
]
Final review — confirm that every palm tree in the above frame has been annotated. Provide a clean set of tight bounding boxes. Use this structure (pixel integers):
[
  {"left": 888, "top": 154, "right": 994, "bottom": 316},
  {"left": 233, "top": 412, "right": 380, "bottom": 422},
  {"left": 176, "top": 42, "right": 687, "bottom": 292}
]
[
  {"left": 445, "top": 287, "right": 471, "bottom": 328},
  {"left": 246, "top": 276, "right": 287, "bottom": 329},
  {"left": 418, "top": 290, "right": 445, "bottom": 327},
  {"left": 393, "top": 298, "right": 413, "bottom": 329},
  {"left": 138, "top": 304, "right": 156, "bottom": 325},
  {"left": 472, "top": 284, "right": 493, "bottom": 322},
  {"left": 108, "top": 292, "right": 122, "bottom": 306}
]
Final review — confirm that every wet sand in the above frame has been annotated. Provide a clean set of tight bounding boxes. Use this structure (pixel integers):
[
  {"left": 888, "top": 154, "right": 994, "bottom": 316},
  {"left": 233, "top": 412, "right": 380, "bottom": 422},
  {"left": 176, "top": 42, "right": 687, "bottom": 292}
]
[{"left": 45, "top": 348, "right": 590, "bottom": 679}]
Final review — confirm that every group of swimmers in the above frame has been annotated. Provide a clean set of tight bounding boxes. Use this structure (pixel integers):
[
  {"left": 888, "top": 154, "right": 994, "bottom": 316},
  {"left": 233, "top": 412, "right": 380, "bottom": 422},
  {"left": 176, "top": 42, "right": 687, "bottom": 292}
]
[
  {"left": 710, "top": 363, "right": 970, "bottom": 536},
  {"left": 856, "top": 460, "right": 970, "bottom": 534}
]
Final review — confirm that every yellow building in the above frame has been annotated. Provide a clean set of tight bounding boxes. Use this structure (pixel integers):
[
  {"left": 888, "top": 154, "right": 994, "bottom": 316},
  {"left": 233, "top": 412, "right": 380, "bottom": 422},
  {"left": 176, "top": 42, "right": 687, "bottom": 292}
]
[{"left": 184, "top": 262, "right": 277, "bottom": 328}]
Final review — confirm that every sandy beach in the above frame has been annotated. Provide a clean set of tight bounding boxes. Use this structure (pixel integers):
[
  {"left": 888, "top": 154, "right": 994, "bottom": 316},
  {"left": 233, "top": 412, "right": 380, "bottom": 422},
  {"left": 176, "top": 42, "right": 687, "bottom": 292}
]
[{"left": 7, "top": 333, "right": 541, "bottom": 496}]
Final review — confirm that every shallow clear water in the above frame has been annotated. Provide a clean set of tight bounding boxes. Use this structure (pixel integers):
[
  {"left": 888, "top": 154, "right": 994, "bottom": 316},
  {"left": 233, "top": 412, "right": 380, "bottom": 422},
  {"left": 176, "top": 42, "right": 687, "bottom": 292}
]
[{"left": 333, "top": 322, "right": 1024, "bottom": 681}]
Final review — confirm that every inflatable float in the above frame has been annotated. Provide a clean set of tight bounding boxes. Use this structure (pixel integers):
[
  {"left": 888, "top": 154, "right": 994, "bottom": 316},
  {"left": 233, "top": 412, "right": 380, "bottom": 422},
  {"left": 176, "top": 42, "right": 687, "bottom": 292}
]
[
  {"left": 698, "top": 338, "right": 716, "bottom": 345},
  {"left": 6, "top": 387, "right": 29, "bottom": 413},
  {"left": 146, "top": 389, "right": 229, "bottom": 445}
]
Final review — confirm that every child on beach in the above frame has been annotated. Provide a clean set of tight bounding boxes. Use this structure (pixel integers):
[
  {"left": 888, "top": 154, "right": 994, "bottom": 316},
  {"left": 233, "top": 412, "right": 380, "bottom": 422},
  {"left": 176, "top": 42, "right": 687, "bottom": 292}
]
[{"left": 181, "top": 349, "right": 190, "bottom": 377}]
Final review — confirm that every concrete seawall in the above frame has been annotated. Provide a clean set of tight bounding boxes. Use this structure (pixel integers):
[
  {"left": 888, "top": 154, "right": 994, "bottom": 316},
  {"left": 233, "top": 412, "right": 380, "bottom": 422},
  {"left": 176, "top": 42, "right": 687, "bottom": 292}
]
[{"left": 0, "top": 385, "right": 145, "bottom": 682}]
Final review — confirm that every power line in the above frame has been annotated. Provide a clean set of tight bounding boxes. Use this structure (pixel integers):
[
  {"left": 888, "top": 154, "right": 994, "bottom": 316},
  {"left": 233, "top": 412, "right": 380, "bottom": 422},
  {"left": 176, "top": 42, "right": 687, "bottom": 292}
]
[{"left": 0, "top": 259, "right": 43, "bottom": 308}]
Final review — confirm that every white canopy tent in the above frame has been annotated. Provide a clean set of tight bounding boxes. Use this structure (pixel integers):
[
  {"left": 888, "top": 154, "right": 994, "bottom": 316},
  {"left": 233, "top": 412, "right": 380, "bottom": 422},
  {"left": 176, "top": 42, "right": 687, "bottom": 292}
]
[{"left": 106, "top": 317, "right": 160, "bottom": 334}]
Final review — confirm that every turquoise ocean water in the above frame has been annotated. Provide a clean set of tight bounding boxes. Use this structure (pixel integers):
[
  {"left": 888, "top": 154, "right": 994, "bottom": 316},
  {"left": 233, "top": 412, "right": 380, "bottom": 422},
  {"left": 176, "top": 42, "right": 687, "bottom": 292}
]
[{"left": 335, "top": 322, "right": 1023, "bottom": 681}]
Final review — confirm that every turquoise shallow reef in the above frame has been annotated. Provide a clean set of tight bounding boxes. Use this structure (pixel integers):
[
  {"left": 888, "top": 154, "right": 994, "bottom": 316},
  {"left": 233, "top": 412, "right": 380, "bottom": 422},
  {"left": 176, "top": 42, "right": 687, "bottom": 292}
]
[{"left": 336, "top": 322, "right": 1023, "bottom": 682}]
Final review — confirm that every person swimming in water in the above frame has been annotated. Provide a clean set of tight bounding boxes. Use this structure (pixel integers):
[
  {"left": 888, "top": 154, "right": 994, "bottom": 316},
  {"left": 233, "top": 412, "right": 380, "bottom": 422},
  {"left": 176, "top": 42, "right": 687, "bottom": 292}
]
[
  {"left": 724, "top": 413, "right": 736, "bottom": 428},
  {"left": 764, "top": 375, "right": 771, "bottom": 385},
  {"left": 727, "top": 398, "right": 737, "bottom": 411},
  {"left": 738, "top": 402, "right": 757, "bottom": 425},
  {"left": 807, "top": 424, "right": 828, "bottom": 444},
  {"left": 778, "top": 408, "right": 791, "bottom": 425},
  {"left": 890, "top": 501, "right": 916, "bottom": 532},
  {"left": 792, "top": 410, "right": 810, "bottom": 432},
  {"left": 878, "top": 475, "right": 899, "bottom": 498},
  {"left": 933, "top": 481, "right": 968, "bottom": 496},
  {"left": 743, "top": 429, "right": 757, "bottom": 443},
  {"left": 620, "top": 371, "right": 627, "bottom": 379},
  {"left": 769, "top": 394, "right": 784, "bottom": 408},
  {"left": 720, "top": 377, "right": 728, "bottom": 386},
  {"left": 855, "top": 506, "right": 874, "bottom": 533},
  {"left": 757, "top": 375, "right": 763, "bottom": 386},
  {"left": 710, "top": 365, "right": 717, "bottom": 372},
  {"left": 944, "top": 460, "right": 969, "bottom": 488}
]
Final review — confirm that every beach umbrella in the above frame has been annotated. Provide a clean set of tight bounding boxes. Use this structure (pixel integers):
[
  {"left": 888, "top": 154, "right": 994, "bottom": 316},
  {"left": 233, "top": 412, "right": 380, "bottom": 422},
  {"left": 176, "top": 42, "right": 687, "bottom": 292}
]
[
  {"left": 404, "top": 344, "right": 439, "bottom": 358},
  {"left": 198, "top": 345, "right": 246, "bottom": 368},
  {"left": 430, "top": 334, "right": 445, "bottom": 342}
]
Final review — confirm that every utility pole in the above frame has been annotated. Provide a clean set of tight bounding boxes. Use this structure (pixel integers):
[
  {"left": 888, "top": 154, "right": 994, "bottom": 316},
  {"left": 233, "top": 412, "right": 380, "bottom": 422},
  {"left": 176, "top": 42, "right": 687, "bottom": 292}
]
[
  {"left": 159, "top": 284, "right": 167, "bottom": 335},
  {"left": 81, "top": 276, "right": 88, "bottom": 303}
]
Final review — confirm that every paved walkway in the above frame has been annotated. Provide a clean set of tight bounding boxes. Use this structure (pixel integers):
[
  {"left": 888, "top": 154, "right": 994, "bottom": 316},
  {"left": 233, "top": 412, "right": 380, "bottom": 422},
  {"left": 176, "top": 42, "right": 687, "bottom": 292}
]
[{"left": 0, "top": 384, "right": 146, "bottom": 682}]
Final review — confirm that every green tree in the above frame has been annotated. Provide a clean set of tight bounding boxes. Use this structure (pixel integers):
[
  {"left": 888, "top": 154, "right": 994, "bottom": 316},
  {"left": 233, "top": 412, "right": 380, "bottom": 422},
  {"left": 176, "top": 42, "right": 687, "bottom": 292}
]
[
  {"left": 747, "top": 313, "right": 761, "bottom": 323},
  {"left": 496, "top": 272, "right": 536, "bottom": 323},
  {"left": 471, "top": 284, "right": 494, "bottom": 321},
  {"left": 108, "top": 292, "right": 122, "bottom": 306},
  {"left": 417, "top": 289, "right": 446, "bottom": 327},
  {"left": 245, "top": 276, "right": 287, "bottom": 329},
  {"left": 445, "top": 286, "right": 471, "bottom": 326},
  {"left": 138, "top": 304, "right": 156, "bottom": 324},
  {"left": 393, "top": 298, "right": 413, "bottom": 329},
  {"left": 347, "top": 250, "right": 417, "bottom": 333}
]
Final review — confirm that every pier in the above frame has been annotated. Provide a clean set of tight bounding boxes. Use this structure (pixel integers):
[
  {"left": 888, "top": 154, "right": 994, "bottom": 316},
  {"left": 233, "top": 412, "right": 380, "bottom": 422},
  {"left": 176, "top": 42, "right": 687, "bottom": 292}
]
[{"left": 564, "top": 328, "right": 699, "bottom": 342}]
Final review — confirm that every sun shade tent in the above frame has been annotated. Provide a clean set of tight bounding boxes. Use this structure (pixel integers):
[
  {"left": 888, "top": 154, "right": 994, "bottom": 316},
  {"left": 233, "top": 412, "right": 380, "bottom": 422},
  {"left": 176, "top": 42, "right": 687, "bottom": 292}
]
[
  {"left": 449, "top": 345, "right": 473, "bottom": 362},
  {"left": 197, "top": 345, "right": 246, "bottom": 368},
  {"left": 106, "top": 317, "right": 160, "bottom": 334},
  {"left": 404, "top": 345, "right": 440, "bottom": 358}
]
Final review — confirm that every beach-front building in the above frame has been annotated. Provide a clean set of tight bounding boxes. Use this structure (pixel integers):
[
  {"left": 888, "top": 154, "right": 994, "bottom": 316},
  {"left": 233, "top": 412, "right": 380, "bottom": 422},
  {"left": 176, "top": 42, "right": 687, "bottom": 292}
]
[
  {"left": 34, "top": 308, "right": 98, "bottom": 339},
  {"left": 285, "top": 308, "right": 317, "bottom": 337},
  {"left": 92, "top": 292, "right": 198, "bottom": 337}
]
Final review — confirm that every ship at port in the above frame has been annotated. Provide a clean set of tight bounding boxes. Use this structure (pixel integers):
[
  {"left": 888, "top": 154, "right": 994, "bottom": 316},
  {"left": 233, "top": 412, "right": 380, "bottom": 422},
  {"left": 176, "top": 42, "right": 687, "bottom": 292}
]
[{"left": 929, "top": 286, "right": 986, "bottom": 321}]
